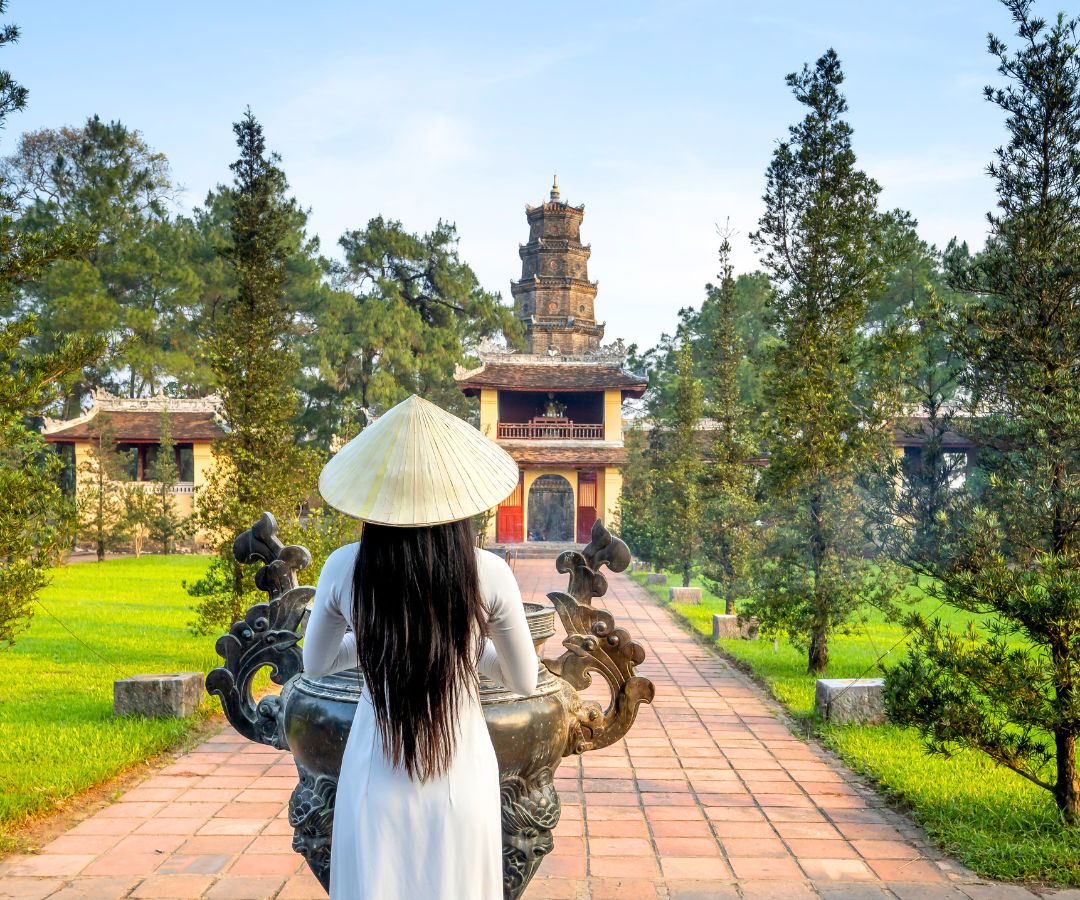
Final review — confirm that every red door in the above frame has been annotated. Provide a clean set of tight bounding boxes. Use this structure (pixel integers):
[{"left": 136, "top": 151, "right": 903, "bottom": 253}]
[
  {"left": 576, "top": 471, "right": 598, "bottom": 544},
  {"left": 497, "top": 473, "right": 524, "bottom": 543}
]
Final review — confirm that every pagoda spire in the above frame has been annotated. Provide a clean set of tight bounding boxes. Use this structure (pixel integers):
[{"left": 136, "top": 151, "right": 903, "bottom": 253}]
[{"left": 511, "top": 184, "right": 602, "bottom": 355}]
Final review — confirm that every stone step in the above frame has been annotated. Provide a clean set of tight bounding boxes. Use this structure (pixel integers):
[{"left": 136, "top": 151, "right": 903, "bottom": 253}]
[{"left": 486, "top": 541, "right": 582, "bottom": 559}]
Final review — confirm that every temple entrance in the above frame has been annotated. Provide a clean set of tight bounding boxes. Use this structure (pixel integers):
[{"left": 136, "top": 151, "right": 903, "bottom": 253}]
[
  {"left": 497, "top": 473, "right": 524, "bottom": 543},
  {"left": 576, "top": 470, "right": 598, "bottom": 544},
  {"left": 527, "top": 475, "right": 574, "bottom": 542}
]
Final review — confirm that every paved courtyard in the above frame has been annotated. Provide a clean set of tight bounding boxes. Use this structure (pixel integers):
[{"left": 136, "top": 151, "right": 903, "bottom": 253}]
[{"left": 0, "top": 560, "right": 1067, "bottom": 899}]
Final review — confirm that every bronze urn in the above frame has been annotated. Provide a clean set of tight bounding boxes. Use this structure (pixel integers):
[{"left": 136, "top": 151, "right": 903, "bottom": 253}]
[{"left": 207, "top": 513, "right": 655, "bottom": 899}]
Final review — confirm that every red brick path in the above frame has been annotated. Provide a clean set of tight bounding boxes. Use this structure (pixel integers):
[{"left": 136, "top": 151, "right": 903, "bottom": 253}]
[{"left": 0, "top": 560, "right": 1050, "bottom": 899}]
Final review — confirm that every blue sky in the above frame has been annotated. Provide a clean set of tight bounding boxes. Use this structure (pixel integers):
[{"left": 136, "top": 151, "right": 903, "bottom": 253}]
[{"left": 8, "top": 1, "right": 1021, "bottom": 349}]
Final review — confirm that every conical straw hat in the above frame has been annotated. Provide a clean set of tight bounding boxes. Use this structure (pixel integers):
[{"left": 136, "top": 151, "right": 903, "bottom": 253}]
[{"left": 318, "top": 395, "right": 520, "bottom": 526}]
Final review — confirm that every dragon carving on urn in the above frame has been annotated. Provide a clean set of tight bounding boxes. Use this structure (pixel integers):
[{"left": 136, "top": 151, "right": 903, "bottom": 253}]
[{"left": 207, "top": 513, "right": 654, "bottom": 899}]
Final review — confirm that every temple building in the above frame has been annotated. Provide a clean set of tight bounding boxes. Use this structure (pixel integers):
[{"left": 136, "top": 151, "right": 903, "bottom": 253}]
[
  {"left": 456, "top": 179, "right": 646, "bottom": 545},
  {"left": 42, "top": 391, "right": 225, "bottom": 538}
]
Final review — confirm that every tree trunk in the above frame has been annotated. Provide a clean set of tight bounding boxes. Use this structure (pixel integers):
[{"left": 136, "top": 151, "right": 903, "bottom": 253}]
[
  {"left": 725, "top": 588, "right": 736, "bottom": 617},
  {"left": 808, "top": 625, "right": 829, "bottom": 674},
  {"left": 682, "top": 564, "right": 691, "bottom": 588},
  {"left": 1055, "top": 729, "right": 1079, "bottom": 825}
]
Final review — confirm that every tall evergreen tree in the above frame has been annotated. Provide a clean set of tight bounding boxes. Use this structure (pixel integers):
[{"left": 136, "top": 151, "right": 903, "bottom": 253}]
[
  {"left": 76, "top": 416, "right": 130, "bottom": 561},
  {"left": 865, "top": 234, "right": 968, "bottom": 567},
  {"left": 749, "top": 49, "right": 907, "bottom": 673},
  {"left": 300, "top": 216, "right": 520, "bottom": 444},
  {"left": 651, "top": 333, "right": 705, "bottom": 587},
  {"left": 146, "top": 409, "right": 187, "bottom": 554},
  {"left": 3, "top": 117, "right": 194, "bottom": 412},
  {"left": 699, "top": 233, "right": 759, "bottom": 615},
  {"left": 0, "top": 1, "right": 102, "bottom": 646},
  {"left": 189, "top": 110, "right": 319, "bottom": 632},
  {"left": 884, "top": 0, "right": 1080, "bottom": 824}
]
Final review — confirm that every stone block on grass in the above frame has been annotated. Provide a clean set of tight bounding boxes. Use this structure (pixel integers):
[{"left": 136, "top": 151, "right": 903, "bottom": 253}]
[
  {"left": 711, "top": 614, "right": 759, "bottom": 640},
  {"left": 669, "top": 586, "right": 702, "bottom": 604},
  {"left": 114, "top": 672, "right": 203, "bottom": 719},
  {"left": 646, "top": 573, "right": 667, "bottom": 585},
  {"left": 815, "top": 678, "right": 886, "bottom": 725}
]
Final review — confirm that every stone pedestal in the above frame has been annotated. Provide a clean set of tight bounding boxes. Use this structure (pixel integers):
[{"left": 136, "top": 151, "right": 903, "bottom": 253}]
[
  {"left": 646, "top": 573, "right": 667, "bottom": 585},
  {"left": 669, "top": 587, "right": 701, "bottom": 604},
  {"left": 815, "top": 678, "right": 886, "bottom": 725},
  {"left": 711, "top": 614, "right": 759, "bottom": 640},
  {"left": 115, "top": 672, "right": 203, "bottom": 718}
]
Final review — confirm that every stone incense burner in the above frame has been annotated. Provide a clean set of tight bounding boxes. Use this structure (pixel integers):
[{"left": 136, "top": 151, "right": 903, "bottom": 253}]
[{"left": 206, "top": 513, "right": 655, "bottom": 899}]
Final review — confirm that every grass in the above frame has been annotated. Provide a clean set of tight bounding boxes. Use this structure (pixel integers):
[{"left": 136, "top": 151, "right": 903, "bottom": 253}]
[
  {"left": 631, "top": 569, "right": 1080, "bottom": 886},
  {"left": 0, "top": 555, "right": 220, "bottom": 853}
]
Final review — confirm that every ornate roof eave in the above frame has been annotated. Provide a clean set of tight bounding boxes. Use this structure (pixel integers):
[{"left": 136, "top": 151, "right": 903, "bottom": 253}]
[
  {"left": 524, "top": 201, "right": 586, "bottom": 217},
  {"left": 42, "top": 390, "right": 226, "bottom": 436},
  {"left": 510, "top": 275, "right": 599, "bottom": 294}
]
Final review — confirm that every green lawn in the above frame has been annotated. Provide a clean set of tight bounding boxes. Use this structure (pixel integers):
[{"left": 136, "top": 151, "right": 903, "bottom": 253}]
[
  {"left": 0, "top": 555, "right": 219, "bottom": 853},
  {"left": 631, "top": 570, "right": 1080, "bottom": 886}
]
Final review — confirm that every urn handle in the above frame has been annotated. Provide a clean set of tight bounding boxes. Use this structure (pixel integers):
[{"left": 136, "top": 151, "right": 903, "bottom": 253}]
[
  {"left": 205, "top": 512, "right": 312, "bottom": 750},
  {"left": 543, "top": 520, "right": 655, "bottom": 754}
]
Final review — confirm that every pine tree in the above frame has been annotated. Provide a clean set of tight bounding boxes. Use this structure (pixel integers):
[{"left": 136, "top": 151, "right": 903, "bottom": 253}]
[
  {"left": 0, "top": 2, "right": 102, "bottom": 645},
  {"left": 77, "top": 417, "right": 130, "bottom": 561},
  {"left": 651, "top": 333, "right": 705, "bottom": 587},
  {"left": 4, "top": 117, "right": 193, "bottom": 412},
  {"left": 749, "top": 49, "right": 907, "bottom": 673},
  {"left": 618, "top": 425, "right": 660, "bottom": 568},
  {"left": 189, "top": 110, "right": 320, "bottom": 632},
  {"left": 884, "top": 0, "right": 1080, "bottom": 824},
  {"left": 865, "top": 235, "right": 968, "bottom": 569},
  {"left": 146, "top": 409, "right": 187, "bottom": 554},
  {"left": 699, "top": 233, "right": 759, "bottom": 615}
]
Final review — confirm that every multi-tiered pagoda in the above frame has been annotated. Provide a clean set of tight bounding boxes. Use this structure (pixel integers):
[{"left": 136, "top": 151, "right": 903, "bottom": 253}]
[{"left": 457, "top": 180, "right": 646, "bottom": 545}]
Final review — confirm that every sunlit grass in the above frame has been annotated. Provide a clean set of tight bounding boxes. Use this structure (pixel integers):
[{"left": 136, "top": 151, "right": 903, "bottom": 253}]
[
  {"left": 0, "top": 555, "right": 219, "bottom": 852},
  {"left": 631, "top": 569, "right": 1080, "bottom": 885}
]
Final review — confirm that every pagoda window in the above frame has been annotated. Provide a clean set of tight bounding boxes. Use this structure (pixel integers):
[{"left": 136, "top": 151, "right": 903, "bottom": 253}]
[{"left": 115, "top": 442, "right": 196, "bottom": 482}]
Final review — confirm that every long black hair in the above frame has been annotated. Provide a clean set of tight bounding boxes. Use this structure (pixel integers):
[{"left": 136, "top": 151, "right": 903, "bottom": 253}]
[{"left": 351, "top": 518, "right": 488, "bottom": 781}]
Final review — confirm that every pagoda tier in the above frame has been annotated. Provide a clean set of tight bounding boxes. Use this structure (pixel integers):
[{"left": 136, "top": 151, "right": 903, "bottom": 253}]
[
  {"left": 511, "top": 178, "right": 604, "bottom": 355},
  {"left": 456, "top": 355, "right": 646, "bottom": 399}
]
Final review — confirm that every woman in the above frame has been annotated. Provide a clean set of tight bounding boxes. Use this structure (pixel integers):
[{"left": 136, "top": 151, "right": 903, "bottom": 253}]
[{"left": 302, "top": 395, "right": 537, "bottom": 900}]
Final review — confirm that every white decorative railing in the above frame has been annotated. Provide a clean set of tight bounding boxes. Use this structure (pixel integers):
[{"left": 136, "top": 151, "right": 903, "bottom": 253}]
[{"left": 112, "top": 481, "right": 196, "bottom": 494}]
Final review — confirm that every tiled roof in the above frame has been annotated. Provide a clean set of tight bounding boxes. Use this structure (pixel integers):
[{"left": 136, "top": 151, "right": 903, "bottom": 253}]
[
  {"left": 502, "top": 442, "right": 628, "bottom": 466},
  {"left": 457, "top": 362, "right": 647, "bottom": 396},
  {"left": 43, "top": 410, "right": 224, "bottom": 443},
  {"left": 891, "top": 416, "right": 975, "bottom": 449}
]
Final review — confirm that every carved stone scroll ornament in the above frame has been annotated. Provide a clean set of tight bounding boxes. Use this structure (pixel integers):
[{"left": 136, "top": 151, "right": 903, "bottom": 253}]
[
  {"left": 205, "top": 512, "right": 312, "bottom": 750},
  {"left": 544, "top": 519, "right": 656, "bottom": 754},
  {"left": 500, "top": 768, "right": 561, "bottom": 897},
  {"left": 289, "top": 772, "right": 337, "bottom": 889}
]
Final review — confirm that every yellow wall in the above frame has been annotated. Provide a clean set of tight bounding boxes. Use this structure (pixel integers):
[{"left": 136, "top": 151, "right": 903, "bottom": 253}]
[
  {"left": 68, "top": 439, "right": 220, "bottom": 544},
  {"left": 479, "top": 389, "right": 498, "bottom": 440},
  {"left": 603, "top": 390, "right": 623, "bottom": 442},
  {"left": 602, "top": 467, "right": 622, "bottom": 529}
]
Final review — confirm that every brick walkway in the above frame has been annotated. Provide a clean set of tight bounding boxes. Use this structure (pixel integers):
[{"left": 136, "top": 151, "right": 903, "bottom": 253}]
[{"left": 0, "top": 560, "right": 1061, "bottom": 899}]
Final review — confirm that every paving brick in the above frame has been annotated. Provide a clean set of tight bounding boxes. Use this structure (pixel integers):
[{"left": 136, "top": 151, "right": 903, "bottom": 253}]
[
  {"left": 204, "top": 876, "right": 286, "bottom": 899},
  {"left": 277, "top": 873, "right": 331, "bottom": 899},
  {"left": 722, "top": 837, "right": 789, "bottom": 859},
  {"left": 728, "top": 856, "right": 803, "bottom": 880},
  {"left": 0, "top": 878, "right": 66, "bottom": 899},
  {"left": 130, "top": 875, "right": 215, "bottom": 898},
  {"left": 0, "top": 854, "right": 94, "bottom": 877},
  {"left": 43, "top": 877, "right": 140, "bottom": 899}
]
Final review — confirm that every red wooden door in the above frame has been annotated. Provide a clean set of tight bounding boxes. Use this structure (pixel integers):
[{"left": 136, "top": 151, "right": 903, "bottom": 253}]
[
  {"left": 497, "top": 473, "right": 524, "bottom": 543},
  {"left": 576, "top": 471, "right": 598, "bottom": 544}
]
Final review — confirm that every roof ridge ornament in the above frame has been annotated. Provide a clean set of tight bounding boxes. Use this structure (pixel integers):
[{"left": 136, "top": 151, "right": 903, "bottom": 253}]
[{"left": 550, "top": 173, "right": 560, "bottom": 202}]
